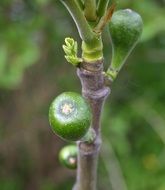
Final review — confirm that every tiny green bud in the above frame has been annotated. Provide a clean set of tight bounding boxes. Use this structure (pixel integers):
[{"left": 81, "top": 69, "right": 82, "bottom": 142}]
[
  {"left": 64, "top": 55, "right": 82, "bottom": 66},
  {"left": 63, "top": 45, "right": 72, "bottom": 55},
  {"left": 73, "top": 41, "right": 78, "bottom": 54},
  {"left": 63, "top": 37, "right": 82, "bottom": 66},
  {"left": 59, "top": 145, "right": 77, "bottom": 169},
  {"left": 108, "top": 9, "right": 143, "bottom": 80},
  {"left": 65, "top": 37, "right": 74, "bottom": 47}
]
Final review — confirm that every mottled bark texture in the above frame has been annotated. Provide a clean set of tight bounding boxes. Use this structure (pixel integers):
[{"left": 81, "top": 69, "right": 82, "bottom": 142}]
[{"left": 73, "top": 60, "right": 110, "bottom": 190}]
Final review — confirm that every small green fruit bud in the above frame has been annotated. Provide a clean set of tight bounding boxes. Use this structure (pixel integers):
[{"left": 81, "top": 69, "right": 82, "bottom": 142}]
[
  {"left": 59, "top": 145, "right": 77, "bottom": 169},
  {"left": 65, "top": 38, "right": 75, "bottom": 48},
  {"left": 108, "top": 9, "right": 143, "bottom": 78},
  {"left": 49, "top": 92, "right": 92, "bottom": 141},
  {"left": 63, "top": 45, "right": 72, "bottom": 55},
  {"left": 63, "top": 38, "right": 81, "bottom": 66}
]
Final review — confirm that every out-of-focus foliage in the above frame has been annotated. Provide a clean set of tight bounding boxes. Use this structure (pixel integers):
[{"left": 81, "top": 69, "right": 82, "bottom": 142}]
[
  {"left": 0, "top": 0, "right": 165, "bottom": 190},
  {"left": 0, "top": 0, "right": 71, "bottom": 89},
  {"left": 0, "top": 0, "right": 40, "bottom": 89},
  {"left": 99, "top": 1, "right": 165, "bottom": 190}
]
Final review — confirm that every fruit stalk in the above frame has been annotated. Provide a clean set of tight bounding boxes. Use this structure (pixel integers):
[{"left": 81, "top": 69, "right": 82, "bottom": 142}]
[{"left": 73, "top": 61, "right": 110, "bottom": 190}]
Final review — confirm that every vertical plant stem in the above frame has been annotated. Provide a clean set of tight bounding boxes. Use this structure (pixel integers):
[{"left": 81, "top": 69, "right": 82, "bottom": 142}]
[
  {"left": 73, "top": 61, "right": 110, "bottom": 190},
  {"left": 84, "top": 0, "right": 97, "bottom": 21},
  {"left": 77, "top": 0, "right": 84, "bottom": 10},
  {"left": 60, "top": 0, "right": 95, "bottom": 42},
  {"left": 73, "top": 138, "right": 101, "bottom": 190},
  {"left": 60, "top": 1, "right": 110, "bottom": 189},
  {"left": 97, "top": 0, "right": 109, "bottom": 18}
]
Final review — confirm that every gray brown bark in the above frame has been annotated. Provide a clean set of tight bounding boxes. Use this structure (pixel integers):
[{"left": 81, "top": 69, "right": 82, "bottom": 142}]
[{"left": 73, "top": 60, "right": 110, "bottom": 190}]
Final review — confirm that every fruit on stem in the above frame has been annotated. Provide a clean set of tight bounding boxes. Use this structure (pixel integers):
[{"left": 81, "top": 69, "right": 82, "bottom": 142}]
[
  {"left": 59, "top": 144, "right": 77, "bottom": 169},
  {"left": 107, "top": 9, "right": 143, "bottom": 80},
  {"left": 49, "top": 92, "right": 92, "bottom": 141}
]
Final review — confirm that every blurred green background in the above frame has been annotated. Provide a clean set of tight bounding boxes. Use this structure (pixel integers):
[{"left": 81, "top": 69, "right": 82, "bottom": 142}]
[{"left": 0, "top": 0, "right": 165, "bottom": 190}]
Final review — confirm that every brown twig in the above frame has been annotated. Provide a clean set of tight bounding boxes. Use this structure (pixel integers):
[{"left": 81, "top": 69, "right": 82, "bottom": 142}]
[{"left": 73, "top": 60, "right": 110, "bottom": 190}]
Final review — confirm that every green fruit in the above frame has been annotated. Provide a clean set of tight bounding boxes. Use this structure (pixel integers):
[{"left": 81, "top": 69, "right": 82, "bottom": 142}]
[
  {"left": 59, "top": 145, "right": 77, "bottom": 169},
  {"left": 49, "top": 92, "right": 92, "bottom": 141},
  {"left": 108, "top": 9, "right": 143, "bottom": 80}
]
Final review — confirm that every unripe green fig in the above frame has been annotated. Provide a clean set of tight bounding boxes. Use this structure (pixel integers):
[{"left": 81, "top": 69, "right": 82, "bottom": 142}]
[
  {"left": 49, "top": 92, "right": 92, "bottom": 141},
  {"left": 108, "top": 9, "right": 143, "bottom": 80},
  {"left": 59, "top": 145, "right": 77, "bottom": 169}
]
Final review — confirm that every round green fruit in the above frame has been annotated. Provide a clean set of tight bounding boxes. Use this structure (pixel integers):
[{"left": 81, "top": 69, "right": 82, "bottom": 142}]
[
  {"left": 108, "top": 9, "right": 143, "bottom": 79},
  {"left": 49, "top": 92, "right": 92, "bottom": 141},
  {"left": 59, "top": 145, "right": 77, "bottom": 169}
]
